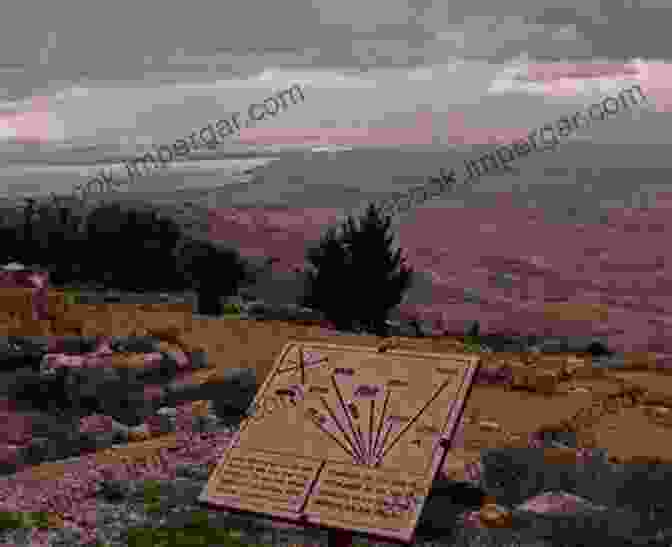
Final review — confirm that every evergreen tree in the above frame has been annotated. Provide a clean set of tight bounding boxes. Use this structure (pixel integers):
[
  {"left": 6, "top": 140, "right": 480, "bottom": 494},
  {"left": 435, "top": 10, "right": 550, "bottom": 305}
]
[
  {"left": 302, "top": 203, "right": 413, "bottom": 335},
  {"left": 301, "top": 226, "right": 354, "bottom": 331}
]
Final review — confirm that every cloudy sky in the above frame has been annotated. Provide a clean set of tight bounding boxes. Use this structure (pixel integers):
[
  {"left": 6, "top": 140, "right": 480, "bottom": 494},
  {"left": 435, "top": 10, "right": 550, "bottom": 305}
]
[{"left": 0, "top": 0, "right": 668, "bottom": 201}]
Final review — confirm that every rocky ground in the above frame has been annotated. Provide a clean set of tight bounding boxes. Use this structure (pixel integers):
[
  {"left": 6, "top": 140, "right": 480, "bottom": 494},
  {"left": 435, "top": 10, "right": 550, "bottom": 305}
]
[
  {"left": 2, "top": 295, "right": 672, "bottom": 546},
  {"left": 0, "top": 330, "right": 257, "bottom": 475},
  {"left": 4, "top": 448, "right": 671, "bottom": 547}
]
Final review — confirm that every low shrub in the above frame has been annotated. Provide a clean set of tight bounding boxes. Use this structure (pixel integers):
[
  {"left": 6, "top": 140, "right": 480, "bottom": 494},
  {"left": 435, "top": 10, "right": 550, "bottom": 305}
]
[
  {"left": 127, "top": 509, "right": 255, "bottom": 547},
  {"left": 221, "top": 302, "right": 241, "bottom": 315}
]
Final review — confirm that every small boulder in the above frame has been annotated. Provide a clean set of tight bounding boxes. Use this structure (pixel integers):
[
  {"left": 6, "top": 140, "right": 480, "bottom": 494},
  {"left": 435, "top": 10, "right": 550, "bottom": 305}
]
[
  {"left": 530, "top": 336, "right": 611, "bottom": 355},
  {"left": 385, "top": 320, "right": 418, "bottom": 338},
  {"left": 515, "top": 491, "right": 606, "bottom": 514},
  {"left": 8, "top": 336, "right": 50, "bottom": 353},
  {"left": 100, "top": 385, "right": 153, "bottom": 427},
  {"left": 48, "top": 336, "right": 98, "bottom": 355},
  {"left": 191, "top": 413, "right": 220, "bottom": 434},
  {"left": 18, "top": 437, "right": 52, "bottom": 466},
  {"left": 97, "top": 479, "right": 136, "bottom": 502},
  {"left": 187, "top": 348, "right": 208, "bottom": 369},
  {"left": 79, "top": 430, "right": 117, "bottom": 453},
  {"left": 156, "top": 406, "right": 178, "bottom": 418},
  {"left": 477, "top": 334, "right": 528, "bottom": 353},
  {"left": 479, "top": 503, "right": 513, "bottom": 528},
  {"left": 128, "top": 423, "right": 151, "bottom": 442},
  {"left": 148, "top": 325, "right": 183, "bottom": 345},
  {"left": 162, "top": 367, "right": 257, "bottom": 414},
  {"left": 146, "top": 413, "right": 176, "bottom": 436},
  {"left": 174, "top": 462, "right": 211, "bottom": 481},
  {"left": 0, "top": 339, "right": 45, "bottom": 372},
  {"left": 136, "top": 352, "right": 178, "bottom": 384},
  {"left": 109, "top": 418, "right": 131, "bottom": 442}
]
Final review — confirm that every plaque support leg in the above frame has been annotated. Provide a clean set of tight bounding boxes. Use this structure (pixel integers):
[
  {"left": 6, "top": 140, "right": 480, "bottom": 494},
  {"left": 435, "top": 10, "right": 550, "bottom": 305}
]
[{"left": 328, "top": 529, "right": 353, "bottom": 547}]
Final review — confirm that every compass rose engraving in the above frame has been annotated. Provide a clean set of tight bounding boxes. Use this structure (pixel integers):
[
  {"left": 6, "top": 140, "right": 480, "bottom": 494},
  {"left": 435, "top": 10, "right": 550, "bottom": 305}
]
[{"left": 304, "top": 371, "right": 452, "bottom": 467}]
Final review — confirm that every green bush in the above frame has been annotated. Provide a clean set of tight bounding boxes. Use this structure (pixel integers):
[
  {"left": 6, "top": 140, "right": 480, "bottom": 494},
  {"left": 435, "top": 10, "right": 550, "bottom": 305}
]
[
  {"left": 221, "top": 302, "right": 241, "bottom": 315},
  {"left": 0, "top": 510, "right": 26, "bottom": 532},
  {"left": 0, "top": 510, "right": 51, "bottom": 531},
  {"left": 176, "top": 239, "right": 252, "bottom": 316},
  {"left": 463, "top": 321, "right": 488, "bottom": 353},
  {"left": 62, "top": 287, "right": 80, "bottom": 305},
  {"left": 142, "top": 479, "right": 163, "bottom": 514},
  {"left": 83, "top": 204, "right": 186, "bottom": 292}
]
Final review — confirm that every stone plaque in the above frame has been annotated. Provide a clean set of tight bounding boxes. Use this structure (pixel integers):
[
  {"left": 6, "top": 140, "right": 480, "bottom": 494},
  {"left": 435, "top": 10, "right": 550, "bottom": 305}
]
[{"left": 200, "top": 341, "right": 481, "bottom": 543}]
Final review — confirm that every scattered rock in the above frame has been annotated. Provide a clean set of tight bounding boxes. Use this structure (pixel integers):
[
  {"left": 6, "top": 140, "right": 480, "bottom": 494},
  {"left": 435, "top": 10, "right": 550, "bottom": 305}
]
[
  {"left": 110, "top": 336, "right": 160, "bottom": 354},
  {"left": 191, "top": 400, "right": 213, "bottom": 417},
  {"left": 478, "top": 420, "right": 502, "bottom": 432},
  {"left": 243, "top": 301, "right": 325, "bottom": 323},
  {"left": 174, "top": 462, "right": 211, "bottom": 481},
  {"left": 591, "top": 353, "right": 632, "bottom": 369},
  {"left": 135, "top": 352, "right": 179, "bottom": 384},
  {"left": 18, "top": 437, "right": 52, "bottom": 466},
  {"left": 491, "top": 273, "right": 518, "bottom": 289},
  {"left": 156, "top": 406, "right": 178, "bottom": 418},
  {"left": 17, "top": 410, "right": 78, "bottom": 442},
  {"left": 79, "top": 430, "right": 118, "bottom": 453},
  {"left": 474, "top": 364, "right": 513, "bottom": 385},
  {"left": 460, "top": 510, "right": 483, "bottom": 530},
  {"left": 585, "top": 341, "right": 612, "bottom": 357},
  {"left": 130, "top": 478, "right": 205, "bottom": 510},
  {"left": 413, "top": 319, "right": 443, "bottom": 337},
  {"left": 7, "top": 336, "right": 51, "bottom": 353},
  {"left": 479, "top": 503, "right": 513, "bottom": 528},
  {"left": 384, "top": 320, "right": 419, "bottom": 338},
  {"left": 475, "top": 334, "right": 529, "bottom": 353},
  {"left": 512, "top": 504, "right": 648, "bottom": 546},
  {"left": 48, "top": 526, "right": 84, "bottom": 547},
  {"left": 46, "top": 512, "right": 65, "bottom": 529},
  {"left": 47, "top": 336, "right": 98, "bottom": 355},
  {"left": 106, "top": 387, "right": 154, "bottom": 427},
  {"left": 162, "top": 367, "right": 257, "bottom": 417},
  {"left": 509, "top": 363, "right": 561, "bottom": 394},
  {"left": 480, "top": 448, "right": 551, "bottom": 507},
  {"left": 529, "top": 337, "right": 611, "bottom": 356},
  {"left": 191, "top": 413, "right": 220, "bottom": 434},
  {"left": 109, "top": 418, "right": 131, "bottom": 442},
  {"left": 186, "top": 348, "right": 208, "bottom": 369},
  {"left": 128, "top": 423, "right": 151, "bottom": 442},
  {"left": 515, "top": 491, "right": 607, "bottom": 514},
  {"left": 147, "top": 325, "right": 183, "bottom": 345},
  {"left": 97, "top": 478, "right": 137, "bottom": 502},
  {"left": 428, "top": 479, "right": 486, "bottom": 507},
  {"left": 146, "top": 412, "right": 177, "bottom": 436},
  {"left": 528, "top": 427, "right": 578, "bottom": 450},
  {"left": 462, "top": 288, "right": 485, "bottom": 304},
  {"left": 7, "top": 367, "right": 73, "bottom": 413},
  {"left": 0, "top": 339, "right": 45, "bottom": 372}
]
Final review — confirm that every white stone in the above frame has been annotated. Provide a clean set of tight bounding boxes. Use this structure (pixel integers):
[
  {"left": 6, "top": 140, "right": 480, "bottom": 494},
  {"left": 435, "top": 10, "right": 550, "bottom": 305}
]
[{"left": 156, "top": 406, "right": 178, "bottom": 417}]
